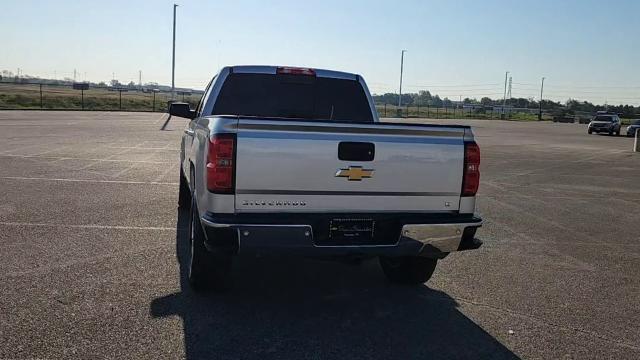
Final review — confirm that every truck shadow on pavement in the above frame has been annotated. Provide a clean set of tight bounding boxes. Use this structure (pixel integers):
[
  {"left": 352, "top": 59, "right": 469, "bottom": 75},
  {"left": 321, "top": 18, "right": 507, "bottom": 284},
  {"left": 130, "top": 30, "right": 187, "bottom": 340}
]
[{"left": 150, "top": 209, "right": 519, "bottom": 359}]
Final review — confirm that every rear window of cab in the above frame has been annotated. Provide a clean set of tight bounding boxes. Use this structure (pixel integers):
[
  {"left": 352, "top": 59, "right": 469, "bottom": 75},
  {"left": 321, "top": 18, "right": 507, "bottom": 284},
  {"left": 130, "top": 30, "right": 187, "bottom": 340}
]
[{"left": 211, "top": 73, "right": 374, "bottom": 123}]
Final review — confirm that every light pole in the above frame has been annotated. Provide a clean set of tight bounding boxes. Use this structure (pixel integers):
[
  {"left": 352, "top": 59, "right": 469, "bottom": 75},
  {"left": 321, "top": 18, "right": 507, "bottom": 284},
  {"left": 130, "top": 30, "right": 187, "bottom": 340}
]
[
  {"left": 538, "top": 77, "right": 545, "bottom": 121},
  {"left": 398, "top": 50, "right": 407, "bottom": 109},
  {"left": 171, "top": 4, "right": 178, "bottom": 101},
  {"left": 502, "top": 71, "right": 509, "bottom": 115}
]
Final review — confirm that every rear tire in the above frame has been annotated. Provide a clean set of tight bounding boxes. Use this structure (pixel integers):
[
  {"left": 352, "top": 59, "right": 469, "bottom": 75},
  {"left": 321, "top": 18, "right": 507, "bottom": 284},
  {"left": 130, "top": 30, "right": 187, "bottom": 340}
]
[
  {"left": 588, "top": 129, "right": 592, "bottom": 134},
  {"left": 379, "top": 256, "right": 438, "bottom": 285},
  {"left": 188, "top": 197, "right": 232, "bottom": 292},
  {"left": 178, "top": 168, "right": 191, "bottom": 209}
]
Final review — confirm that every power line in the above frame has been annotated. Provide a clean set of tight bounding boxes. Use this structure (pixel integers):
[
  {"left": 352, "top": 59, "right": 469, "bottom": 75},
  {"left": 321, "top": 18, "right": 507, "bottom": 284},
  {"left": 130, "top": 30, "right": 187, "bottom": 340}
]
[
  {"left": 404, "top": 82, "right": 501, "bottom": 88},
  {"left": 432, "top": 93, "right": 505, "bottom": 97},
  {"left": 543, "top": 90, "right": 640, "bottom": 95},
  {"left": 371, "top": 81, "right": 502, "bottom": 88},
  {"left": 518, "top": 83, "right": 640, "bottom": 89},
  {"left": 404, "top": 88, "right": 500, "bottom": 93},
  {"left": 402, "top": 86, "right": 502, "bottom": 92},
  {"left": 510, "top": 85, "right": 540, "bottom": 90}
]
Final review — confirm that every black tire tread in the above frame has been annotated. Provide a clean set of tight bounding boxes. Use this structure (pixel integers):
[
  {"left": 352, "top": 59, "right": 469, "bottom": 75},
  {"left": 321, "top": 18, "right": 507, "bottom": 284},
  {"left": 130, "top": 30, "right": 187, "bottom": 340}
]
[
  {"left": 178, "top": 168, "right": 191, "bottom": 209},
  {"left": 188, "top": 196, "right": 233, "bottom": 292}
]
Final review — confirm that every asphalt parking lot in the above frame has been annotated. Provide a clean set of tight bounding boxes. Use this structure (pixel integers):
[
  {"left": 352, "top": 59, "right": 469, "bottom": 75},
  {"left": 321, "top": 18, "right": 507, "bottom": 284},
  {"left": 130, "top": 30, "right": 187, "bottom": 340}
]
[{"left": 0, "top": 111, "right": 638, "bottom": 359}]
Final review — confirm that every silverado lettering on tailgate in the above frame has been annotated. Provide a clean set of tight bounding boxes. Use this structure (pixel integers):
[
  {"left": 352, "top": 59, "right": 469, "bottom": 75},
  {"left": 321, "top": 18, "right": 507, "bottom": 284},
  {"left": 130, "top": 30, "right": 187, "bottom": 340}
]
[{"left": 242, "top": 200, "right": 307, "bottom": 207}]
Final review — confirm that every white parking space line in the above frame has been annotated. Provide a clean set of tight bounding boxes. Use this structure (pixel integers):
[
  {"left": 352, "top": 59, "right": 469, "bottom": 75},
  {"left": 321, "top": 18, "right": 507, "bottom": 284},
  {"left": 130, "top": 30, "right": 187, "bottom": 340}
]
[
  {"left": 30, "top": 143, "right": 78, "bottom": 157},
  {"left": 489, "top": 151, "right": 628, "bottom": 182},
  {"left": 110, "top": 162, "right": 141, "bottom": 178},
  {"left": 0, "top": 153, "right": 172, "bottom": 164},
  {"left": 0, "top": 143, "right": 48, "bottom": 155},
  {"left": 2, "top": 243, "right": 175, "bottom": 279},
  {"left": 106, "top": 146, "right": 178, "bottom": 151},
  {"left": 452, "top": 296, "right": 640, "bottom": 352},
  {"left": 153, "top": 159, "right": 178, "bottom": 182},
  {"left": 0, "top": 221, "right": 177, "bottom": 231},
  {"left": 109, "top": 151, "right": 152, "bottom": 178},
  {"left": 75, "top": 142, "right": 146, "bottom": 171},
  {"left": 0, "top": 176, "right": 178, "bottom": 185},
  {"left": 110, "top": 140, "right": 171, "bottom": 178},
  {"left": 155, "top": 113, "right": 167, "bottom": 124}
]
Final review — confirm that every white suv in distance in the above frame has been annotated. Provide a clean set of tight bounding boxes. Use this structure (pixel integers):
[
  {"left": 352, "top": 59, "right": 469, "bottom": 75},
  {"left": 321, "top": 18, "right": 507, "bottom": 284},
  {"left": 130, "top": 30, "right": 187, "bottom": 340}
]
[{"left": 588, "top": 114, "right": 622, "bottom": 136}]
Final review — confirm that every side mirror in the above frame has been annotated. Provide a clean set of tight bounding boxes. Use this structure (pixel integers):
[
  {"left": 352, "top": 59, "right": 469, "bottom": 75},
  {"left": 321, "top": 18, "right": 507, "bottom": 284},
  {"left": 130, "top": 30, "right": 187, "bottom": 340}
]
[{"left": 169, "top": 102, "right": 196, "bottom": 119}]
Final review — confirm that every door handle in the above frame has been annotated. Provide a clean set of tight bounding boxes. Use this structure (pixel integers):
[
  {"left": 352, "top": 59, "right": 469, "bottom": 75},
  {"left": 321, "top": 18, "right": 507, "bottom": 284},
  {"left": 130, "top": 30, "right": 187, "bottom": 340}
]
[{"left": 184, "top": 129, "right": 194, "bottom": 136}]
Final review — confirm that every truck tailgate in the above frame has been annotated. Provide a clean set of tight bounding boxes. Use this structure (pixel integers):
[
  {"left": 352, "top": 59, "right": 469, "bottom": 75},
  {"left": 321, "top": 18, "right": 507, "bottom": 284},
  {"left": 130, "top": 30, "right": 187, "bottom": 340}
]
[{"left": 234, "top": 119, "right": 465, "bottom": 212}]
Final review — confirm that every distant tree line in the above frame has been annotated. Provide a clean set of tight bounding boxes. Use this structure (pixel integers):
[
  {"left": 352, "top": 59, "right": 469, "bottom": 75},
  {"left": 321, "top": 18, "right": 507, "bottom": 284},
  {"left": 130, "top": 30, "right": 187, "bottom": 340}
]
[
  {"left": 0, "top": 70, "right": 201, "bottom": 94},
  {"left": 372, "top": 90, "right": 638, "bottom": 118}
]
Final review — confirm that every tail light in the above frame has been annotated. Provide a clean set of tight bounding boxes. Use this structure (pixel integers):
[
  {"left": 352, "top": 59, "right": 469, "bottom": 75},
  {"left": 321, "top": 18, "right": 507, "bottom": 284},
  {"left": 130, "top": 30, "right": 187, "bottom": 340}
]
[
  {"left": 462, "top": 141, "right": 480, "bottom": 196},
  {"left": 276, "top": 66, "right": 316, "bottom": 76},
  {"left": 207, "top": 134, "right": 235, "bottom": 193}
]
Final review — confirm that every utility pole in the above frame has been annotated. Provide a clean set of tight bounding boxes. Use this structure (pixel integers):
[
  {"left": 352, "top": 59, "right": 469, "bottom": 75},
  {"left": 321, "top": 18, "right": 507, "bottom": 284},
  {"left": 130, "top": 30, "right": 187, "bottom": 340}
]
[
  {"left": 171, "top": 3, "right": 178, "bottom": 101},
  {"left": 139, "top": 70, "right": 142, "bottom": 89},
  {"left": 153, "top": 90, "right": 157, "bottom": 111},
  {"left": 73, "top": 69, "right": 76, "bottom": 82},
  {"left": 538, "top": 77, "right": 545, "bottom": 121},
  {"left": 507, "top": 76, "right": 512, "bottom": 99},
  {"left": 502, "top": 71, "right": 509, "bottom": 116},
  {"left": 398, "top": 50, "right": 407, "bottom": 109}
]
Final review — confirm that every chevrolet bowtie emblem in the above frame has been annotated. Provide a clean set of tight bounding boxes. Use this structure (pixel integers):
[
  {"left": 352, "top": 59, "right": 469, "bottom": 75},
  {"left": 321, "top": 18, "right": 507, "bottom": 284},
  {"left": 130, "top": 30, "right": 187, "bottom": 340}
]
[{"left": 335, "top": 166, "right": 374, "bottom": 181}]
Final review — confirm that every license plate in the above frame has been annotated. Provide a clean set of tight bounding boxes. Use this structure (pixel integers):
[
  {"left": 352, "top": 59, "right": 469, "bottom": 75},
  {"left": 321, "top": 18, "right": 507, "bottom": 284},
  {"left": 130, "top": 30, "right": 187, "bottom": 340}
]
[{"left": 329, "top": 218, "right": 375, "bottom": 243}]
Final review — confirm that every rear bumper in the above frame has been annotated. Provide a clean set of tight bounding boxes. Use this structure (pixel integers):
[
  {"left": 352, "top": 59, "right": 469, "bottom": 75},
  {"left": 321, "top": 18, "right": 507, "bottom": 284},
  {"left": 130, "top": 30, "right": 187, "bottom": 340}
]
[{"left": 201, "top": 212, "right": 483, "bottom": 258}]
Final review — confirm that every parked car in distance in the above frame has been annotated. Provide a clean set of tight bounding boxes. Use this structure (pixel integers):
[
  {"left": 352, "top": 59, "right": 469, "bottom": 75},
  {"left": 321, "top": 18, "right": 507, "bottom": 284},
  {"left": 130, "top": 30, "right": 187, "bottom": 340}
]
[
  {"left": 171, "top": 65, "right": 483, "bottom": 291},
  {"left": 626, "top": 120, "right": 640, "bottom": 137},
  {"left": 588, "top": 114, "right": 622, "bottom": 136}
]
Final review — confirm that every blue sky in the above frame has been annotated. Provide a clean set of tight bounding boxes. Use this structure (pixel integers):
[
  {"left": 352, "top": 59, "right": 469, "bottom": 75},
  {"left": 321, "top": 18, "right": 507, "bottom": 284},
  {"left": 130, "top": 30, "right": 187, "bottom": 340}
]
[{"left": 2, "top": 0, "right": 639, "bottom": 104}]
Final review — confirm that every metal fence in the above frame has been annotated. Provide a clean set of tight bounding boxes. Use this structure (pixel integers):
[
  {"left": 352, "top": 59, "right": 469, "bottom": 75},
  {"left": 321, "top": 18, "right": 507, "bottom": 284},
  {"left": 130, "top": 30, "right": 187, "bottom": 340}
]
[
  {"left": 1, "top": 81, "right": 545, "bottom": 119},
  {"left": 0, "top": 81, "right": 202, "bottom": 112},
  {"left": 3, "top": 81, "right": 632, "bottom": 124},
  {"left": 374, "top": 103, "right": 551, "bottom": 121},
  {"left": 374, "top": 103, "right": 638, "bottom": 124}
]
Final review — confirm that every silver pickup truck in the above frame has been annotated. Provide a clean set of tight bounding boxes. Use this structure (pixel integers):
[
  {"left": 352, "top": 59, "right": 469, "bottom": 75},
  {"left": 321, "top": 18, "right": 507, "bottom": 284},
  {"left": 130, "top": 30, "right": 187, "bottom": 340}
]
[{"left": 170, "top": 65, "right": 483, "bottom": 291}]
